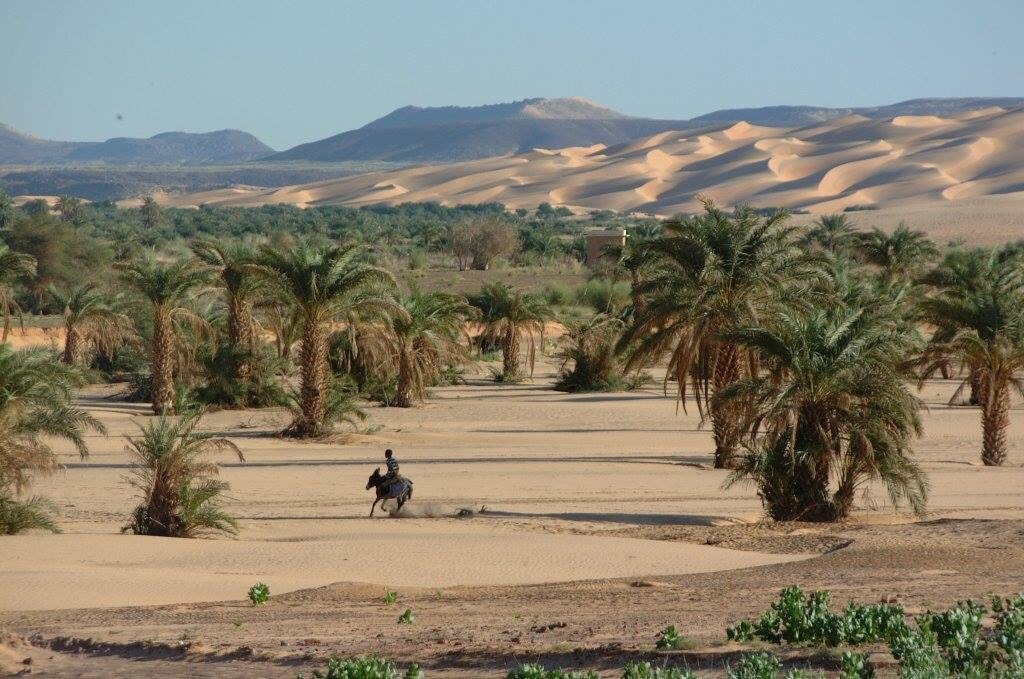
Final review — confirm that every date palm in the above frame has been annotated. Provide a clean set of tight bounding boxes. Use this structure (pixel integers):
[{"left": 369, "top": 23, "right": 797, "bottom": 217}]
[
  {"left": 0, "top": 344, "right": 104, "bottom": 533},
  {"left": 191, "top": 238, "right": 261, "bottom": 378},
  {"left": 254, "top": 241, "right": 395, "bottom": 437},
  {"left": 620, "top": 200, "right": 817, "bottom": 468},
  {"left": 0, "top": 243, "right": 36, "bottom": 343},
  {"left": 469, "top": 282, "right": 553, "bottom": 382},
  {"left": 919, "top": 255, "right": 1024, "bottom": 466},
  {"left": 720, "top": 301, "right": 927, "bottom": 521},
  {"left": 801, "top": 213, "right": 858, "bottom": 255},
  {"left": 49, "top": 283, "right": 134, "bottom": 364},
  {"left": 857, "top": 223, "right": 938, "bottom": 284},
  {"left": 383, "top": 290, "right": 475, "bottom": 407},
  {"left": 117, "top": 257, "right": 210, "bottom": 414},
  {"left": 122, "top": 410, "right": 244, "bottom": 538}
]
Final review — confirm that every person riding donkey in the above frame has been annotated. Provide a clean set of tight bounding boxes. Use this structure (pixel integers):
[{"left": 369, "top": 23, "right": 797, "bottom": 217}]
[{"left": 383, "top": 449, "right": 405, "bottom": 492}]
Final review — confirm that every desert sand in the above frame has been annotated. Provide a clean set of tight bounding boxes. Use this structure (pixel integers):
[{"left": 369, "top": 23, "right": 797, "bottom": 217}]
[
  {"left": 136, "top": 107, "right": 1024, "bottom": 238},
  {"left": 3, "top": 358, "right": 1024, "bottom": 676}
]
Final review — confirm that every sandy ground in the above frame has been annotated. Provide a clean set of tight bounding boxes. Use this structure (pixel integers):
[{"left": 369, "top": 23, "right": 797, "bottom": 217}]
[
  {"left": 137, "top": 107, "right": 1024, "bottom": 231},
  {"left": 2, "top": 360, "right": 1024, "bottom": 676}
]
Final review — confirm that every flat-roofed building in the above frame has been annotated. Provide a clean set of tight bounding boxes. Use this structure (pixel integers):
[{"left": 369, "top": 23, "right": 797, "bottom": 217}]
[{"left": 585, "top": 228, "right": 626, "bottom": 265}]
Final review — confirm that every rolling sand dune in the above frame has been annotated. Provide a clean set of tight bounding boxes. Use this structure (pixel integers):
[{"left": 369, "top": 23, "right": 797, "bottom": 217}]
[{"left": 144, "top": 107, "right": 1024, "bottom": 221}]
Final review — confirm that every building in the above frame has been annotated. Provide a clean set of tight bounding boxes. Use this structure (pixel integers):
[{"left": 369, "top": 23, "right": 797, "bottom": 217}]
[{"left": 585, "top": 228, "right": 627, "bottom": 265}]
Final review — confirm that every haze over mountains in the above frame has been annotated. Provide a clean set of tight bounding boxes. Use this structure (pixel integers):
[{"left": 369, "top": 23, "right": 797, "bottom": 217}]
[{"left": 0, "top": 125, "right": 273, "bottom": 164}]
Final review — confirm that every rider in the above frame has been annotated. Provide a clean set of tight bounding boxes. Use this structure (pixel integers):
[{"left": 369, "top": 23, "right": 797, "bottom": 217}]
[{"left": 383, "top": 449, "right": 399, "bottom": 485}]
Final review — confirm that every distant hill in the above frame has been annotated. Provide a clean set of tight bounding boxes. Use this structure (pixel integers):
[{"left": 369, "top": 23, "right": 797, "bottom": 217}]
[
  {"left": 268, "top": 96, "right": 1024, "bottom": 163},
  {"left": 0, "top": 126, "right": 274, "bottom": 164}
]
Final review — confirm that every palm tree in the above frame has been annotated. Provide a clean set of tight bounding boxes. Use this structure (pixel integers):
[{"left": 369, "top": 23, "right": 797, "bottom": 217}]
[
  {"left": 919, "top": 253, "right": 1024, "bottom": 466},
  {"left": 0, "top": 243, "right": 36, "bottom": 343},
  {"left": 381, "top": 290, "right": 475, "bottom": 408},
  {"left": 253, "top": 241, "right": 395, "bottom": 437},
  {"left": 48, "top": 283, "right": 134, "bottom": 364},
  {"left": 857, "top": 223, "right": 939, "bottom": 284},
  {"left": 190, "top": 238, "right": 261, "bottom": 378},
  {"left": 117, "top": 257, "right": 209, "bottom": 414},
  {"left": 719, "top": 301, "right": 927, "bottom": 521},
  {"left": 801, "top": 213, "right": 858, "bottom": 254},
  {"left": 469, "top": 282, "right": 554, "bottom": 382},
  {"left": 0, "top": 344, "right": 104, "bottom": 533},
  {"left": 555, "top": 313, "right": 631, "bottom": 392},
  {"left": 122, "top": 410, "right": 244, "bottom": 538},
  {"left": 620, "top": 200, "right": 817, "bottom": 468}
]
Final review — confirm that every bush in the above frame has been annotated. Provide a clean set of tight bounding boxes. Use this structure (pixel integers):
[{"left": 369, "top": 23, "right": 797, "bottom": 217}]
[
  {"left": 506, "top": 664, "right": 597, "bottom": 679},
  {"left": 540, "top": 283, "right": 573, "bottom": 306},
  {"left": 397, "top": 608, "right": 414, "bottom": 624},
  {"left": 575, "top": 277, "right": 630, "bottom": 313},
  {"left": 302, "top": 656, "right": 422, "bottom": 679},
  {"left": 554, "top": 314, "right": 648, "bottom": 393},
  {"left": 728, "top": 587, "right": 1024, "bottom": 677},
  {"left": 727, "top": 652, "right": 781, "bottom": 679},
  {"left": 655, "top": 624, "right": 682, "bottom": 650},
  {"left": 247, "top": 582, "right": 269, "bottom": 606},
  {"left": 622, "top": 662, "right": 695, "bottom": 678},
  {"left": 192, "top": 342, "right": 289, "bottom": 409}
]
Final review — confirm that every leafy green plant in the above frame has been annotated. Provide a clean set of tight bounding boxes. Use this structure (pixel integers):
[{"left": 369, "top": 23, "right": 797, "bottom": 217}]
[
  {"left": 506, "top": 664, "right": 598, "bottom": 679},
  {"left": 302, "top": 656, "right": 411, "bottom": 679},
  {"left": 248, "top": 582, "right": 269, "bottom": 606},
  {"left": 727, "top": 652, "right": 781, "bottom": 679},
  {"left": 655, "top": 624, "right": 682, "bottom": 650},
  {"left": 397, "top": 608, "right": 414, "bottom": 624},
  {"left": 621, "top": 662, "right": 695, "bottom": 678},
  {"left": 382, "top": 588, "right": 398, "bottom": 605},
  {"left": 839, "top": 652, "right": 874, "bottom": 678}
]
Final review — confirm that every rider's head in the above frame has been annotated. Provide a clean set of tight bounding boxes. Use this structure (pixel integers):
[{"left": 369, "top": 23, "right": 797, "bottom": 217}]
[{"left": 385, "top": 449, "right": 393, "bottom": 459}]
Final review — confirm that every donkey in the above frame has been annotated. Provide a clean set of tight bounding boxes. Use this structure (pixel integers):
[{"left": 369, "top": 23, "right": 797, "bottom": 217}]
[{"left": 366, "top": 467, "right": 413, "bottom": 517}]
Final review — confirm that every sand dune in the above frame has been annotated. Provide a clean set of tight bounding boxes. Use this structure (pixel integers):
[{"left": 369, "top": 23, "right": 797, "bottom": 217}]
[{"left": 146, "top": 106, "right": 1024, "bottom": 218}]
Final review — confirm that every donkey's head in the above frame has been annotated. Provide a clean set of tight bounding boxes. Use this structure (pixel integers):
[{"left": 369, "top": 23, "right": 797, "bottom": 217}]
[{"left": 366, "top": 467, "right": 382, "bottom": 490}]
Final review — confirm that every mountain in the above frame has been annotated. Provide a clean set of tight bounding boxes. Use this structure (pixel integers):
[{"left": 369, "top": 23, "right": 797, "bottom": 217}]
[
  {"left": 268, "top": 97, "right": 690, "bottom": 163},
  {"left": 270, "top": 96, "right": 1024, "bottom": 164},
  {"left": 0, "top": 126, "right": 274, "bottom": 164},
  {"left": 0, "top": 123, "right": 80, "bottom": 164},
  {"left": 160, "top": 106, "right": 1024, "bottom": 218}
]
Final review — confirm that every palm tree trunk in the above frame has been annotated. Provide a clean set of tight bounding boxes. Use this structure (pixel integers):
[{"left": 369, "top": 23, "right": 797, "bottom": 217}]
[
  {"left": 981, "top": 377, "right": 1009, "bottom": 466},
  {"left": 295, "top": 318, "right": 328, "bottom": 436},
  {"left": 63, "top": 324, "right": 80, "bottom": 364},
  {"left": 502, "top": 325, "right": 520, "bottom": 380},
  {"left": 710, "top": 343, "right": 742, "bottom": 469},
  {"left": 151, "top": 310, "right": 175, "bottom": 415},
  {"left": 969, "top": 367, "right": 982, "bottom": 406},
  {"left": 395, "top": 344, "right": 415, "bottom": 408},
  {"left": 629, "top": 270, "right": 646, "bottom": 319},
  {"left": 227, "top": 295, "right": 254, "bottom": 379}
]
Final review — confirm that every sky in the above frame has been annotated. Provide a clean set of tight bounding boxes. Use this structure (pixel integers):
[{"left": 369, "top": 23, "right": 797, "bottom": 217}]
[{"left": 2, "top": 0, "right": 1022, "bottom": 151}]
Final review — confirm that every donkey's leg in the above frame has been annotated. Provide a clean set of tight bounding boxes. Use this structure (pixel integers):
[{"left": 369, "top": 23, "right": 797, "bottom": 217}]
[{"left": 370, "top": 497, "right": 380, "bottom": 517}]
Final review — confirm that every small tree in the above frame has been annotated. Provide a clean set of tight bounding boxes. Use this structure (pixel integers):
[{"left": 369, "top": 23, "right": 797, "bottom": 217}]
[
  {"left": 0, "top": 345, "right": 103, "bottom": 534},
  {"left": 0, "top": 243, "right": 36, "bottom": 343},
  {"left": 470, "top": 282, "right": 553, "bottom": 382},
  {"left": 450, "top": 218, "right": 519, "bottom": 270},
  {"left": 49, "top": 283, "right": 134, "bottom": 365},
  {"left": 555, "top": 314, "right": 631, "bottom": 392},
  {"left": 123, "top": 410, "right": 244, "bottom": 538}
]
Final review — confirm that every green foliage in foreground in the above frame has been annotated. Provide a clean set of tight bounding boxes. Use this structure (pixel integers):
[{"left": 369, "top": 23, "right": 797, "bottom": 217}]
[
  {"left": 507, "top": 664, "right": 599, "bottom": 679},
  {"left": 727, "top": 587, "right": 1024, "bottom": 677},
  {"left": 655, "top": 624, "right": 682, "bottom": 650},
  {"left": 301, "top": 656, "right": 423, "bottom": 679},
  {"left": 0, "top": 495, "right": 60, "bottom": 534},
  {"left": 247, "top": 582, "right": 269, "bottom": 606}
]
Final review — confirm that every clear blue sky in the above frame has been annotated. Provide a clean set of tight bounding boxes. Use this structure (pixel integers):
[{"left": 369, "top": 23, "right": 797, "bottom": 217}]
[{"left": 2, "top": 0, "right": 1021, "bottom": 150}]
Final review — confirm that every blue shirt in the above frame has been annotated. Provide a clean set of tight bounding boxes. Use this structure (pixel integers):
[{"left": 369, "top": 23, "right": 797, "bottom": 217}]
[{"left": 386, "top": 457, "right": 399, "bottom": 474}]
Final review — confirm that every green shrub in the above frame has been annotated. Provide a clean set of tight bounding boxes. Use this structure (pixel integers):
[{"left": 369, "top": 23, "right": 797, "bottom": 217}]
[
  {"left": 839, "top": 651, "right": 874, "bottom": 678},
  {"left": 575, "top": 277, "right": 630, "bottom": 313},
  {"left": 397, "top": 608, "right": 414, "bottom": 624},
  {"left": 727, "top": 652, "right": 781, "bottom": 679},
  {"left": 382, "top": 588, "right": 397, "bottom": 605},
  {"left": 408, "top": 248, "right": 427, "bottom": 270},
  {"left": 302, "top": 656, "right": 416, "bottom": 679},
  {"left": 506, "top": 664, "right": 597, "bottom": 679},
  {"left": 621, "top": 662, "right": 695, "bottom": 678},
  {"left": 248, "top": 582, "right": 269, "bottom": 606},
  {"left": 655, "top": 624, "right": 682, "bottom": 650},
  {"left": 540, "top": 283, "right": 573, "bottom": 306}
]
